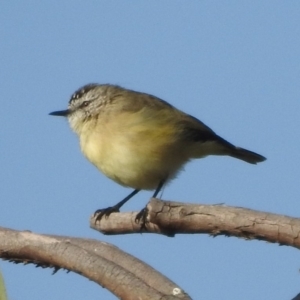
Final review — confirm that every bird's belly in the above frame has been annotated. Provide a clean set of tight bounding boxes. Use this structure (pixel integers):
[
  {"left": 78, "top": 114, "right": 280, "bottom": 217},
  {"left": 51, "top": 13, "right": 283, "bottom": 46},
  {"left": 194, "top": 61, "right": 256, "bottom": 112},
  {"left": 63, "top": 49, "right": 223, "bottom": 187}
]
[{"left": 80, "top": 133, "right": 187, "bottom": 190}]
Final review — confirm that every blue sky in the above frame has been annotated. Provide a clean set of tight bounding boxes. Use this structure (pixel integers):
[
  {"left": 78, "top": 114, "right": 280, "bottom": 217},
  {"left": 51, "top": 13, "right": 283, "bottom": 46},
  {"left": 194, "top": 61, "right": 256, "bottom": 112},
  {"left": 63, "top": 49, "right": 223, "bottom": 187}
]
[{"left": 1, "top": 1, "right": 300, "bottom": 299}]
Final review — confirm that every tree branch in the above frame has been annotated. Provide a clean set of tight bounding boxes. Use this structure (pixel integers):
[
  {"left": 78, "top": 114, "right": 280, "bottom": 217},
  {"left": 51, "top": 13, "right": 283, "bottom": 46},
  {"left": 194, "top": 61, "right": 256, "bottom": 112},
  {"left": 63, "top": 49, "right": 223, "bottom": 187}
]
[
  {"left": 0, "top": 227, "right": 191, "bottom": 300},
  {"left": 3, "top": 198, "right": 299, "bottom": 298},
  {"left": 91, "top": 198, "right": 300, "bottom": 249}
]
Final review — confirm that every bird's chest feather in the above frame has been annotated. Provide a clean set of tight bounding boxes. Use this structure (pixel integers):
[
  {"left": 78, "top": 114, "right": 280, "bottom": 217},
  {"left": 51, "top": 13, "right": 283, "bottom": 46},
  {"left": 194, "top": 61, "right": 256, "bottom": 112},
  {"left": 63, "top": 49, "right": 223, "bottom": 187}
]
[
  {"left": 79, "top": 120, "right": 186, "bottom": 189},
  {"left": 80, "top": 127, "right": 160, "bottom": 185}
]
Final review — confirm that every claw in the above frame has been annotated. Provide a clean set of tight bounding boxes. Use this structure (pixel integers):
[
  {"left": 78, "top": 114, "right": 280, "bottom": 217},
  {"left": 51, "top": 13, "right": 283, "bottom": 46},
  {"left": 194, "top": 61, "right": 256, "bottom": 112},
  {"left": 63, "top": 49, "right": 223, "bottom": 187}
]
[
  {"left": 94, "top": 206, "right": 120, "bottom": 222},
  {"left": 135, "top": 207, "right": 148, "bottom": 229}
]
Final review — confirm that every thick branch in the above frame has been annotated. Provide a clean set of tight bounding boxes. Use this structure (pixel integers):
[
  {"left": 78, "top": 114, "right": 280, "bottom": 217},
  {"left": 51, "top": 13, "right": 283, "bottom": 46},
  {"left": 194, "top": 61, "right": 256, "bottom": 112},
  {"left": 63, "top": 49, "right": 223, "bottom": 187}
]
[
  {"left": 0, "top": 227, "right": 190, "bottom": 300},
  {"left": 91, "top": 198, "right": 300, "bottom": 249}
]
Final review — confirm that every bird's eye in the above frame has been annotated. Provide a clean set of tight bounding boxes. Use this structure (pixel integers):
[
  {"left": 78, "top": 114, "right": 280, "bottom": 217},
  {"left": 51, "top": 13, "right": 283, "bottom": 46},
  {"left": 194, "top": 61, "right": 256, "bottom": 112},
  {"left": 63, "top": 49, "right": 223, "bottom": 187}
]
[{"left": 82, "top": 101, "right": 89, "bottom": 107}]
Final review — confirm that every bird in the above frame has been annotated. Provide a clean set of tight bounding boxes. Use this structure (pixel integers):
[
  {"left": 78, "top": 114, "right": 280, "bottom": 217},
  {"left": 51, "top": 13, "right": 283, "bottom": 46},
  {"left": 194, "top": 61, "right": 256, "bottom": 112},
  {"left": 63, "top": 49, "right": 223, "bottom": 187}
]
[{"left": 49, "top": 83, "right": 266, "bottom": 222}]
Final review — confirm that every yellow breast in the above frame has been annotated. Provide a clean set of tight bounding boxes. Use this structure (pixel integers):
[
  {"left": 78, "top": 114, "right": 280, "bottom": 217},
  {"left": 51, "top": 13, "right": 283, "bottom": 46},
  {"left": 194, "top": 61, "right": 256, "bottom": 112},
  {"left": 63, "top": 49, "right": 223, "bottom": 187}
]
[{"left": 79, "top": 110, "right": 189, "bottom": 190}]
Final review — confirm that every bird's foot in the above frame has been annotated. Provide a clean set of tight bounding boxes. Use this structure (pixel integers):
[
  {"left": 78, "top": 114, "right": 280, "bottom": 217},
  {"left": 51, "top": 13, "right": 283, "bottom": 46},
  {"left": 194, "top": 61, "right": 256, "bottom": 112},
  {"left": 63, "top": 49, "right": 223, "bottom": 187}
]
[
  {"left": 94, "top": 206, "right": 120, "bottom": 222},
  {"left": 135, "top": 207, "right": 148, "bottom": 229}
]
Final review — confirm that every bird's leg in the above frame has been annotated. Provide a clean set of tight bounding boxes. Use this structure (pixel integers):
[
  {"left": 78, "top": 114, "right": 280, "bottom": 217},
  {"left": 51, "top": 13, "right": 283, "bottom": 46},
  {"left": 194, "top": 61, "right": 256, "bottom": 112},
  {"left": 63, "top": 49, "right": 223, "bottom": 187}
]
[
  {"left": 152, "top": 180, "right": 164, "bottom": 198},
  {"left": 135, "top": 180, "right": 165, "bottom": 227},
  {"left": 94, "top": 189, "right": 140, "bottom": 221}
]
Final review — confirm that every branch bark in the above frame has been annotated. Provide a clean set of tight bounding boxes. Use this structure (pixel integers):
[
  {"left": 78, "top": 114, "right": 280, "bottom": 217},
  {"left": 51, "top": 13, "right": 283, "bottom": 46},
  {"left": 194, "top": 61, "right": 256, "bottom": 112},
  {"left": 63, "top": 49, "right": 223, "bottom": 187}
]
[
  {"left": 2, "top": 198, "right": 299, "bottom": 299},
  {"left": 0, "top": 227, "right": 191, "bottom": 300},
  {"left": 91, "top": 198, "right": 300, "bottom": 250}
]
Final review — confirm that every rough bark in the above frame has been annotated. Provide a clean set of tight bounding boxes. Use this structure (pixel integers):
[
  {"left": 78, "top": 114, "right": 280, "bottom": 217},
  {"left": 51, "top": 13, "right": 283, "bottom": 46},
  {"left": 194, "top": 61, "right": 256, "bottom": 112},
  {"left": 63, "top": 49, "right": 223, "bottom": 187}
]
[
  {"left": 91, "top": 198, "right": 300, "bottom": 250},
  {"left": 0, "top": 227, "right": 190, "bottom": 300},
  {"left": 2, "top": 198, "right": 300, "bottom": 299}
]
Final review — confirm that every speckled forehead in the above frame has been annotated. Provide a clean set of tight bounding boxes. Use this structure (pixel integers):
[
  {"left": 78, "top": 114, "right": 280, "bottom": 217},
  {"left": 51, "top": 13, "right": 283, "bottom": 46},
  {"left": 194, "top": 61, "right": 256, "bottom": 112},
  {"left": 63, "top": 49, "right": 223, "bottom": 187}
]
[{"left": 69, "top": 84, "right": 99, "bottom": 105}]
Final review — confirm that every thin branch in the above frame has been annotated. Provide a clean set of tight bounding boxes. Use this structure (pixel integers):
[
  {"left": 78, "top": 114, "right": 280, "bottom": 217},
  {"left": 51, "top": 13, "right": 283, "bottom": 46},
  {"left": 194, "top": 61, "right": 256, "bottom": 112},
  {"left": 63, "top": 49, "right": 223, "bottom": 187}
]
[
  {"left": 91, "top": 198, "right": 300, "bottom": 249},
  {"left": 0, "top": 227, "right": 191, "bottom": 300}
]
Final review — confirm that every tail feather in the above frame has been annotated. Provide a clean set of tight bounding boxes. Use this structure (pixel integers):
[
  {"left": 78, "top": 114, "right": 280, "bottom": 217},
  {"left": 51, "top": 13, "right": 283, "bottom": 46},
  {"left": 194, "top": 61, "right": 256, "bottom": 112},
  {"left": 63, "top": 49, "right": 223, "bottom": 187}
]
[{"left": 230, "top": 147, "right": 266, "bottom": 164}]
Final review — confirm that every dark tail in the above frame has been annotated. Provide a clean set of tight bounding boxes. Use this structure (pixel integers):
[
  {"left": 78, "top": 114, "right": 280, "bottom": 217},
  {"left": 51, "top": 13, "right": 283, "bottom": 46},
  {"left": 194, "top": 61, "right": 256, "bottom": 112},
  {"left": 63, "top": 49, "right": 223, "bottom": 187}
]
[{"left": 230, "top": 147, "right": 266, "bottom": 164}]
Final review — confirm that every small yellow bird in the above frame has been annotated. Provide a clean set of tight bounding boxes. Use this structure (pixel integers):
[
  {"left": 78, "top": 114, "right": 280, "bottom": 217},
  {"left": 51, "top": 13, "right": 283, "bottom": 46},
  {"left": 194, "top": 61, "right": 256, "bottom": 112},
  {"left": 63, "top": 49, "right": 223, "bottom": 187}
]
[{"left": 50, "top": 84, "right": 266, "bottom": 221}]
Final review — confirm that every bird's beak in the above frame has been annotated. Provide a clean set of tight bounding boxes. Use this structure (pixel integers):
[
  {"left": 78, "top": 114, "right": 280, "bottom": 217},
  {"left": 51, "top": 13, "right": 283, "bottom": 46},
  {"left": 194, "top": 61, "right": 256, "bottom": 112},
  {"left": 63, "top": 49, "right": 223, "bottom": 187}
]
[{"left": 49, "top": 109, "right": 70, "bottom": 117}]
